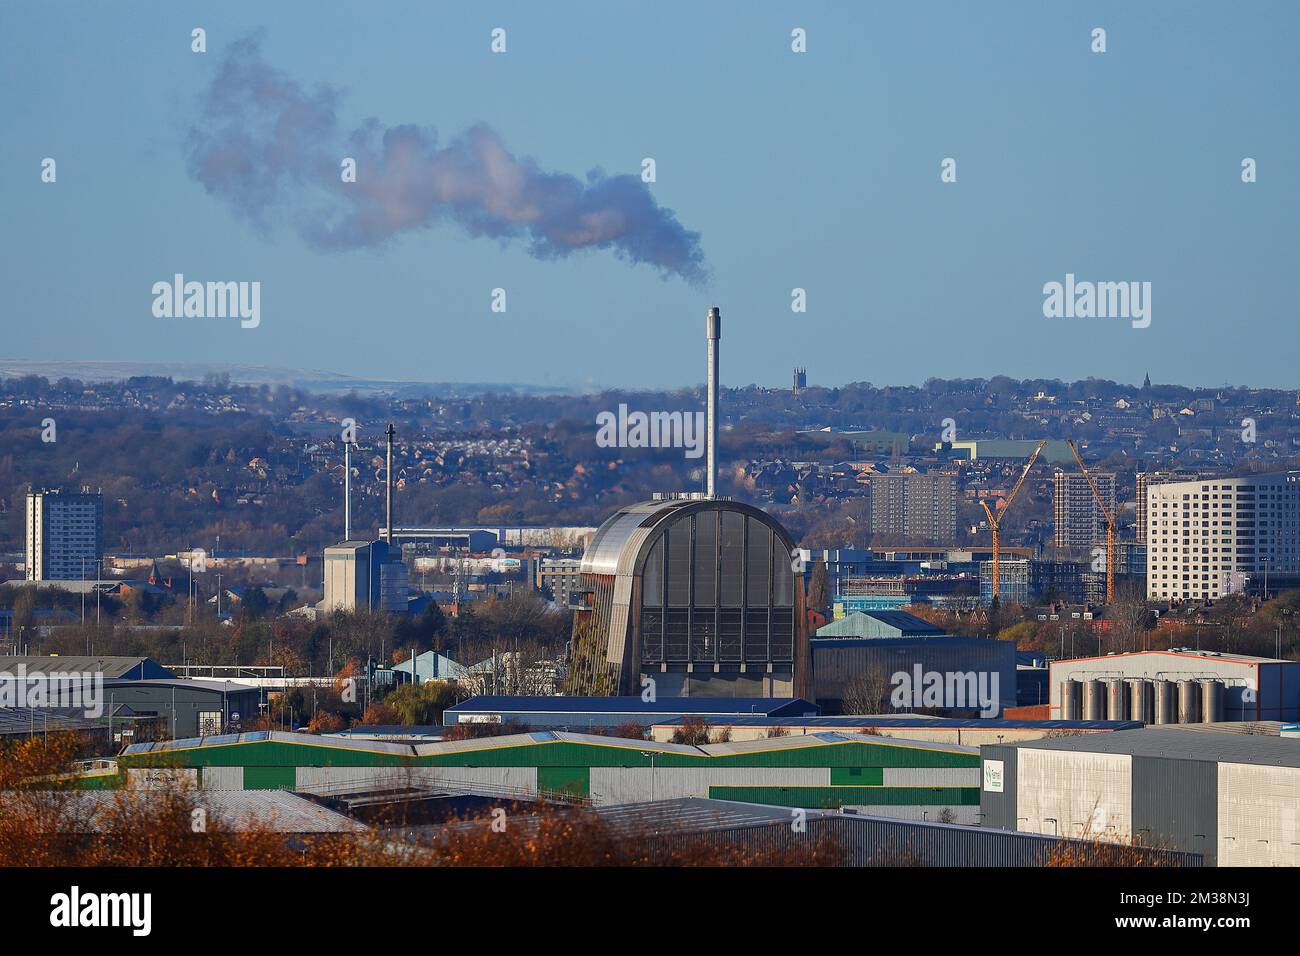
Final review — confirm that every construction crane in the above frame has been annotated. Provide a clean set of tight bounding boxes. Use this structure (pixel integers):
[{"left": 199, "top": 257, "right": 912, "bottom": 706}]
[
  {"left": 1066, "top": 439, "right": 1123, "bottom": 604},
  {"left": 980, "top": 440, "right": 1047, "bottom": 601}
]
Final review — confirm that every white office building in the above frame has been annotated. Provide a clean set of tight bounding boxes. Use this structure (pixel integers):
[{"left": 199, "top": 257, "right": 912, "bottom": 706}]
[{"left": 1145, "top": 473, "right": 1300, "bottom": 601}]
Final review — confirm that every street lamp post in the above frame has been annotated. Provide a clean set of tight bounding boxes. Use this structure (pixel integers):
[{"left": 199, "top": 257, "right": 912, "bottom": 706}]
[{"left": 640, "top": 751, "right": 657, "bottom": 802}]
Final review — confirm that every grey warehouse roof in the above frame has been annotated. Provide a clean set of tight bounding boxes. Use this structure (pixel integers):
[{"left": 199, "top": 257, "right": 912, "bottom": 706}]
[
  {"left": 4, "top": 789, "right": 368, "bottom": 834},
  {"left": 0, "top": 655, "right": 173, "bottom": 679},
  {"left": 1007, "top": 726, "right": 1300, "bottom": 768}
]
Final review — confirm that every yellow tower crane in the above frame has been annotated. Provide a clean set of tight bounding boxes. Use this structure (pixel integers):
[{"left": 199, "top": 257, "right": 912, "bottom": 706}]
[
  {"left": 1066, "top": 439, "right": 1123, "bottom": 605},
  {"left": 980, "top": 439, "right": 1047, "bottom": 601}
]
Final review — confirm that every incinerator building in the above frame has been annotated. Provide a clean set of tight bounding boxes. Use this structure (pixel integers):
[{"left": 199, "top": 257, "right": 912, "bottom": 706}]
[{"left": 564, "top": 495, "right": 809, "bottom": 699}]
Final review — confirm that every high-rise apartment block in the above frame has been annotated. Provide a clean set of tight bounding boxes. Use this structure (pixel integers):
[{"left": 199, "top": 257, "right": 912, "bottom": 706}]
[
  {"left": 25, "top": 489, "right": 104, "bottom": 581},
  {"left": 1053, "top": 471, "right": 1115, "bottom": 551},
  {"left": 1135, "top": 470, "right": 1200, "bottom": 541},
  {"left": 1146, "top": 473, "right": 1300, "bottom": 601},
  {"left": 869, "top": 474, "right": 957, "bottom": 544}
]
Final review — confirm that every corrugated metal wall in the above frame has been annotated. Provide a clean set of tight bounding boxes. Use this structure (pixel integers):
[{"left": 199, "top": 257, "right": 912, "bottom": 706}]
[
  {"left": 1016, "top": 749, "right": 1132, "bottom": 840},
  {"left": 295, "top": 766, "right": 538, "bottom": 795},
  {"left": 1217, "top": 763, "right": 1300, "bottom": 866},
  {"left": 979, "top": 744, "right": 1018, "bottom": 830},
  {"left": 639, "top": 816, "right": 1200, "bottom": 867},
  {"left": 1132, "top": 755, "right": 1218, "bottom": 865},
  {"left": 881, "top": 767, "right": 979, "bottom": 787},
  {"left": 199, "top": 766, "right": 243, "bottom": 790},
  {"left": 588, "top": 767, "right": 827, "bottom": 805},
  {"left": 813, "top": 640, "right": 1016, "bottom": 713}
]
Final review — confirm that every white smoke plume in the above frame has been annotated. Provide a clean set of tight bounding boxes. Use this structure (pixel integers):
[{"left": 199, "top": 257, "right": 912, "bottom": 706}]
[{"left": 185, "top": 37, "right": 708, "bottom": 285}]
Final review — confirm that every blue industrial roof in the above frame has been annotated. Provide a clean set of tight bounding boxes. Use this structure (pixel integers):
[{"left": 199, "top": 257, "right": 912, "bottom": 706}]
[
  {"left": 649, "top": 715, "right": 1142, "bottom": 731},
  {"left": 445, "top": 696, "right": 818, "bottom": 716},
  {"left": 810, "top": 636, "right": 1008, "bottom": 649}
]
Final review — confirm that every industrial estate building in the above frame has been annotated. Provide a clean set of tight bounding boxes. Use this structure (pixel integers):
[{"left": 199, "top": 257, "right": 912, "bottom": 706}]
[
  {"left": 1145, "top": 472, "right": 1300, "bottom": 601},
  {"left": 565, "top": 495, "right": 808, "bottom": 699},
  {"left": 24, "top": 488, "right": 103, "bottom": 581},
  {"left": 322, "top": 539, "right": 407, "bottom": 613},
  {"left": 811, "top": 635, "right": 1016, "bottom": 716},
  {"left": 1048, "top": 649, "right": 1300, "bottom": 722},
  {"left": 420, "top": 795, "right": 1198, "bottom": 867},
  {"left": 443, "top": 695, "right": 817, "bottom": 730},
  {"left": 646, "top": 715, "right": 1140, "bottom": 745},
  {"left": 939, "top": 439, "right": 1077, "bottom": 465},
  {"left": 116, "top": 729, "right": 983, "bottom": 821},
  {"left": 100, "top": 678, "right": 260, "bottom": 738},
  {"left": 0, "top": 656, "right": 258, "bottom": 741},
  {"left": 980, "top": 727, "right": 1300, "bottom": 866},
  {"left": 816, "top": 610, "right": 945, "bottom": 640},
  {"left": 811, "top": 611, "right": 1015, "bottom": 716}
]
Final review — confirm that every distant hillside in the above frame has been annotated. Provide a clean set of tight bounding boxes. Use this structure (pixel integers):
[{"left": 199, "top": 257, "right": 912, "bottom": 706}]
[{"left": 0, "top": 360, "right": 577, "bottom": 396}]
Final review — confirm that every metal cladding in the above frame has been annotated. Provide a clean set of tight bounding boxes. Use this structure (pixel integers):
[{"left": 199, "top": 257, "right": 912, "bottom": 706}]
[
  {"left": 1061, "top": 680, "right": 1082, "bottom": 720},
  {"left": 706, "top": 306, "right": 720, "bottom": 499},
  {"left": 1082, "top": 679, "right": 1105, "bottom": 720},
  {"left": 1127, "top": 679, "right": 1155, "bottom": 724},
  {"left": 1105, "top": 678, "right": 1129, "bottom": 722},
  {"left": 981, "top": 728, "right": 1300, "bottom": 866},
  {"left": 1178, "top": 679, "right": 1202, "bottom": 724},
  {"left": 1154, "top": 679, "right": 1176, "bottom": 725},
  {"left": 566, "top": 496, "right": 807, "bottom": 697},
  {"left": 1201, "top": 679, "right": 1226, "bottom": 723}
]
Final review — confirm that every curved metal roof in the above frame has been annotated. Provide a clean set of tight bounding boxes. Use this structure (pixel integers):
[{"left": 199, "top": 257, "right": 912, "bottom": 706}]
[
  {"left": 580, "top": 499, "right": 691, "bottom": 576},
  {"left": 579, "top": 497, "right": 795, "bottom": 577}
]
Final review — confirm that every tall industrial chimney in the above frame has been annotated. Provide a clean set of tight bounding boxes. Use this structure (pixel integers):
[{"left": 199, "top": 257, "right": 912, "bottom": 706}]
[
  {"left": 385, "top": 422, "right": 396, "bottom": 546},
  {"left": 344, "top": 441, "right": 351, "bottom": 541},
  {"left": 706, "top": 306, "right": 721, "bottom": 498}
]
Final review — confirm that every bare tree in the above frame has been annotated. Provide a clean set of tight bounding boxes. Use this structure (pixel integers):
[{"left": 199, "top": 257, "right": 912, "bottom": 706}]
[{"left": 840, "top": 666, "right": 896, "bottom": 715}]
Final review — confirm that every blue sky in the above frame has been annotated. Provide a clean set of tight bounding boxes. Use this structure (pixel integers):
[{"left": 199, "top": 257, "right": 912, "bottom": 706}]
[{"left": 2, "top": 1, "right": 1297, "bottom": 390}]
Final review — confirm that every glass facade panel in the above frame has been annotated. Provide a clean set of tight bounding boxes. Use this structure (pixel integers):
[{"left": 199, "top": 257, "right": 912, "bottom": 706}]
[
  {"left": 770, "top": 607, "right": 794, "bottom": 660},
  {"left": 634, "top": 506, "right": 793, "bottom": 672},
  {"left": 746, "top": 519, "right": 770, "bottom": 607},
  {"left": 666, "top": 528, "right": 691, "bottom": 606},
  {"left": 720, "top": 511, "right": 745, "bottom": 605},
  {"left": 641, "top": 608, "right": 663, "bottom": 662},
  {"left": 743, "top": 608, "right": 770, "bottom": 661},
  {"left": 772, "top": 547, "right": 794, "bottom": 607},
  {"left": 693, "top": 512, "right": 718, "bottom": 606},
  {"left": 664, "top": 608, "right": 689, "bottom": 661},
  {"left": 718, "top": 608, "right": 742, "bottom": 661},
  {"left": 643, "top": 536, "right": 663, "bottom": 607}
]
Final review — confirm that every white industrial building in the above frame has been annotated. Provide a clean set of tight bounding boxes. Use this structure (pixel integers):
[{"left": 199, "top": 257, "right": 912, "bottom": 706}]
[
  {"left": 1145, "top": 472, "right": 1300, "bottom": 601},
  {"left": 981, "top": 727, "right": 1300, "bottom": 866},
  {"left": 1048, "top": 649, "right": 1300, "bottom": 722}
]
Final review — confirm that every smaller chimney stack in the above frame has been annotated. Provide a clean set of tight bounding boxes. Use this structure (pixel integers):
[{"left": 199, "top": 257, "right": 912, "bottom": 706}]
[
  {"left": 706, "top": 306, "right": 721, "bottom": 498},
  {"left": 385, "top": 423, "right": 396, "bottom": 547}
]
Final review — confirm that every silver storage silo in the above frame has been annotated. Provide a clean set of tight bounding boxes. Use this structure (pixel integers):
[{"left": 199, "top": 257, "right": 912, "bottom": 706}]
[
  {"left": 1154, "top": 679, "right": 1176, "bottom": 725},
  {"left": 1061, "top": 679, "right": 1082, "bottom": 720},
  {"left": 1105, "top": 678, "right": 1128, "bottom": 721},
  {"left": 1127, "top": 678, "right": 1155, "bottom": 724},
  {"left": 1083, "top": 679, "right": 1106, "bottom": 721},
  {"left": 1177, "top": 679, "right": 1202, "bottom": 724},
  {"left": 1200, "top": 679, "right": 1226, "bottom": 723}
]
